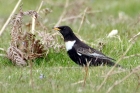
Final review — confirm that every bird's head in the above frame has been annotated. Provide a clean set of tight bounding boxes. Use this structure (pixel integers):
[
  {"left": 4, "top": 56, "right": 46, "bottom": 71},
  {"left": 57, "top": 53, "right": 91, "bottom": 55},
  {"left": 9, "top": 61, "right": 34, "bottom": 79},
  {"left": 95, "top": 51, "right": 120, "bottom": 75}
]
[
  {"left": 53, "top": 26, "right": 72, "bottom": 36},
  {"left": 53, "top": 26, "right": 76, "bottom": 41}
]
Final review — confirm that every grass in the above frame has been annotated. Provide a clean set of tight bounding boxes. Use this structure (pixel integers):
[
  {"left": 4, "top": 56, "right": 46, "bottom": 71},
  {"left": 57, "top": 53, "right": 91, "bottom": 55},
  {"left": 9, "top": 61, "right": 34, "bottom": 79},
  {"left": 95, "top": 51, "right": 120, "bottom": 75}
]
[{"left": 0, "top": 0, "right": 140, "bottom": 93}]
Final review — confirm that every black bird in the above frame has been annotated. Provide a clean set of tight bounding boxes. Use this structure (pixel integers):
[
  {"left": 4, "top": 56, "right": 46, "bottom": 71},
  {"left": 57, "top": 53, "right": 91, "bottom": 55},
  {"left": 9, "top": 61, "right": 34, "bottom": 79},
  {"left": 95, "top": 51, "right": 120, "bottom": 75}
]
[{"left": 53, "top": 26, "right": 121, "bottom": 67}]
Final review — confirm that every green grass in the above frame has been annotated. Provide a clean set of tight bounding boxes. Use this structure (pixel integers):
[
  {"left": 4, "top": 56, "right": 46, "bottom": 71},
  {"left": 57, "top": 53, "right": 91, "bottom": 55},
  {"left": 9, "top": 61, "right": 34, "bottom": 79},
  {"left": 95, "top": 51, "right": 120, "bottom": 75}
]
[{"left": 0, "top": 0, "right": 140, "bottom": 93}]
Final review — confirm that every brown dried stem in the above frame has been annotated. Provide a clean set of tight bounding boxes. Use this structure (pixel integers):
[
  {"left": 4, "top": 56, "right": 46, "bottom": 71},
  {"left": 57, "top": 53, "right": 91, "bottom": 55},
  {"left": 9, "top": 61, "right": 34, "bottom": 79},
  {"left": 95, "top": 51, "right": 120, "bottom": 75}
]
[
  {"left": 61, "top": 14, "right": 82, "bottom": 22},
  {"left": 0, "top": 54, "right": 6, "bottom": 57},
  {"left": 31, "top": 14, "right": 36, "bottom": 34},
  {"left": 0, "top": 48, "right": 5, "bottom": 52},
  {"left": 78, "top": 7, "right": 88, "bottom": 33},
  {"left": 0, "top": 0, "right": 21, "bottom": 36},
  {"left": 37, "top": 1, "right": 44, "bottom": 13},
  {"left": 55, "top": 0, "right": 69, "bottom": 27},
  {"left": 97, "top": 41, "right": 134, "bottom": 91},
  {"left": 29, "top": 60, "right": 34, "bottom": 88},
  {"left": 134, "top": 72, "right": 140, "bottom": 93},
  {"left": 123, "top": 54, "right": 140, "bottom": 59},
  {"left": 129, "top": 32, "right": 140, "bottom": 42},
  {"left": 106, "top": 66, "right": 140, "bottom": 93},
  {"left": 97, "top": 31, "right": 140, "bottom": 91}
]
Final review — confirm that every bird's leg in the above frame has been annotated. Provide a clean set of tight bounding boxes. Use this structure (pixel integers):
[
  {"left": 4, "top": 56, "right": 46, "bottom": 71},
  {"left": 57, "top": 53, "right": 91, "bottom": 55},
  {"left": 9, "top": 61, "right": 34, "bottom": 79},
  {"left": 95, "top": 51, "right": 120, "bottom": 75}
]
[
  {"left": 95, "top": 57, "right": 98, "bottom": 62},
  {"left": 83, "top": 59, "right": 91, "bottom": 87},
  {"left": 83, "top": 65, "right": 88, "bottom": 87}
]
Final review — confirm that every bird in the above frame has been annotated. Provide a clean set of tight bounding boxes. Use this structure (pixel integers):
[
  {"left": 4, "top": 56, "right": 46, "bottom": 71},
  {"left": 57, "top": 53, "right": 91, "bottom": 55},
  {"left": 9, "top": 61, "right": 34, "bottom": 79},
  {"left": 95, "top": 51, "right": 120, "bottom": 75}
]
[{"left": 53, "top": 26, "right": 121, "bottom": 67}]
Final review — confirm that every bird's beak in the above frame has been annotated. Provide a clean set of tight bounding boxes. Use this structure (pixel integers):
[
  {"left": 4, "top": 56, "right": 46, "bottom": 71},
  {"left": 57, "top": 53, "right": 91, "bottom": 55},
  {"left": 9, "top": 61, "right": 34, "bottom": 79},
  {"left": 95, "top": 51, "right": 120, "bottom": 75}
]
[{"left": 53, "top": 27, "right": 60, "bottom": 31}]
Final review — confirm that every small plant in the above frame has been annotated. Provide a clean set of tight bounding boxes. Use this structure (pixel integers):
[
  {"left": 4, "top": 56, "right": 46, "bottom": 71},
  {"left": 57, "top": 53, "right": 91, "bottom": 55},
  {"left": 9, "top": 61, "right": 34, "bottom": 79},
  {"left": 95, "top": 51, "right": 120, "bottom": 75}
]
[{"left": 4, "top": 7, "right": 63, "bottom": 67}]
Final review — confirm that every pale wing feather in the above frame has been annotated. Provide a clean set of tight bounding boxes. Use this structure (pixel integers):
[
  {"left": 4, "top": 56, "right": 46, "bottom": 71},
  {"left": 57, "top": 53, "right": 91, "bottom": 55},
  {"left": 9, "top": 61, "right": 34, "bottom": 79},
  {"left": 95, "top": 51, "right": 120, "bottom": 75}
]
[{"left": 76, "top": 47, "right": 115, "bottom": 61}]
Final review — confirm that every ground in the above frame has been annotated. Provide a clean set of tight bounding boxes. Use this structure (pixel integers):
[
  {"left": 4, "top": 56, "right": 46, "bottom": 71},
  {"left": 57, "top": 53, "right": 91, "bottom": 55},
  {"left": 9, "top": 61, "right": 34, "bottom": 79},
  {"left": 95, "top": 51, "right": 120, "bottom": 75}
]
[{"left": 0, "top": 0, "right": 140, "bottom": 93}]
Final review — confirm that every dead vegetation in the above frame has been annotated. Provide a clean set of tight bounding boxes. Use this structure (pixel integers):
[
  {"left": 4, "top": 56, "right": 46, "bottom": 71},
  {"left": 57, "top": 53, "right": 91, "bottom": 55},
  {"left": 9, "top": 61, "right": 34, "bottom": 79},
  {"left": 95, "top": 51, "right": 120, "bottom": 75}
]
[
  {"left": 0, "top": 0, "right": 140, "bottom": 92},
  {"left": 1, "top": 6, "right": 63, "bottom": 66}
]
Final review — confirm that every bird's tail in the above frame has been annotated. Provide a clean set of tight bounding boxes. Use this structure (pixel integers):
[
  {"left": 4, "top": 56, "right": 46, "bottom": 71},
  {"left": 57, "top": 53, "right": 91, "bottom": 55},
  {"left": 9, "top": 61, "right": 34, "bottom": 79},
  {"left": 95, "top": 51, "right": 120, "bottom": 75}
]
[{"left": 105, "top": 60, "right": 123, "bottom": 68}]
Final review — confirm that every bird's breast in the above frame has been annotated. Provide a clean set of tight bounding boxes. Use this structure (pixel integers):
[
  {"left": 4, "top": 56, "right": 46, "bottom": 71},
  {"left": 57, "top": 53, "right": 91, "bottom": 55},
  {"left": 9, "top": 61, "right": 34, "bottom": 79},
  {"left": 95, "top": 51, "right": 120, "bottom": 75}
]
[{"left": 65, "top": 40, "right": 76, "bottom": 51}]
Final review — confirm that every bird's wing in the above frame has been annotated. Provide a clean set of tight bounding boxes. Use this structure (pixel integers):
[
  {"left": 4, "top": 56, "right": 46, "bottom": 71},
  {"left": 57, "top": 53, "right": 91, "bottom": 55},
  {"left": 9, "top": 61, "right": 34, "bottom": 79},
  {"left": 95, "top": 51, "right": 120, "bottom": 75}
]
[{"left": 76, "top": 47, "right": 115, "bottom": 61}]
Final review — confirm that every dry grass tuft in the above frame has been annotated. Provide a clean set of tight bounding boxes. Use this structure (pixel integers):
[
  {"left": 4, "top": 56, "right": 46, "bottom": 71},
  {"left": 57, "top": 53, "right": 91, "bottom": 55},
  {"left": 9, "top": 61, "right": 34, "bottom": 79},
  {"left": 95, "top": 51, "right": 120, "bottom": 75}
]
[
  {"left": 7, "top": 46, "right": 27, "bottom": 66},
  {"left": 5, "top": 7, "right": 62, "bottom": 66},
  {"left": 6, "top": 10, "right": 44, "bottom": 66}
]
